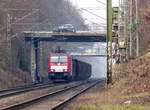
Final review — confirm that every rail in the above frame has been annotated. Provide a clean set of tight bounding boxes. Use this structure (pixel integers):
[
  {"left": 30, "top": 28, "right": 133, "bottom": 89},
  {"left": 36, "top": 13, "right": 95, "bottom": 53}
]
[{"left": 1, "top": 79, "right": 105, "bottom": 110}]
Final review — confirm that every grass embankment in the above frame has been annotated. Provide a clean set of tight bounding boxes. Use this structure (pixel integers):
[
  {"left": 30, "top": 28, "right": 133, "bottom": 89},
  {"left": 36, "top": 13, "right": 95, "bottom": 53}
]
[{"left": 64, "top": 53, "right": 150, "bottom": 110}]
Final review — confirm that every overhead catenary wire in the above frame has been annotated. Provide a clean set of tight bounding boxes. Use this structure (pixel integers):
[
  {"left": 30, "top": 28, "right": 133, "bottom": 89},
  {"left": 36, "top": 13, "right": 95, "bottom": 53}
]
[
  {"left": 83, "top": 18, "right": 106, "bottom": 26},
  {"left": 79, "top": 7, "right": 106, "bottom": 10},
  {"left": 67, "top": 0, "right": 106, "bottom": 31},
  {"left": 3, "top": 9, "right": 42, "bottom": 41},
  {"left": 0, "top": 8, "right": 38, "bottom": 11},
  {"left": 0, "top": 9, "right": 39, "bottom": 32},
  {"left": 80, "top": 8, "right": 106, "bottom": 21},
  {"left": 4, "top": 9, "right": 61, "bottom": 39},
  {"left": 96, "top": 0, "right": 106, "bottom": 6},
  {"left": 11, "top": 18, "right": 52, "bottom": 39},
  {"left": 2, "top": 1, "right": 106, "bottom": 38},
  {"left": 11, "top": 9, "right": 39, "bottom": 25}
]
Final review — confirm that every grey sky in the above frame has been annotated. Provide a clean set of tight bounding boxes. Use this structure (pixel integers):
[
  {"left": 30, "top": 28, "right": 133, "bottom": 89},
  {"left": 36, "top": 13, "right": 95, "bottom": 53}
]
[{"left": 70, "top": 0, "right": 119, "bottom": 25}]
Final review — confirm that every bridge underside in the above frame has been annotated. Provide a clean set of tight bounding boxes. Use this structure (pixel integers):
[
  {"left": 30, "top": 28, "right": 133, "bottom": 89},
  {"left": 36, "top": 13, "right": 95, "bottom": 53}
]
[{"left": 25, "top": 34, "right": 106, "bottom": 42}]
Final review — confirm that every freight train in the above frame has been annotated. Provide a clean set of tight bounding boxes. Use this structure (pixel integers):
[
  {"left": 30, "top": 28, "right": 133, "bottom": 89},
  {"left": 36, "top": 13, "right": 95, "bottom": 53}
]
[{"left": 48, "top": 53, "right": 91, "bottom": 81}]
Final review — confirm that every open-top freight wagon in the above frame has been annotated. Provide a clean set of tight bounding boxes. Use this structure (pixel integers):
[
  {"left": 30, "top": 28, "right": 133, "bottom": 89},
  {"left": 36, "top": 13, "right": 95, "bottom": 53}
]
[{"left": 48, "top": 53, "right": 91, "bottom": 81}]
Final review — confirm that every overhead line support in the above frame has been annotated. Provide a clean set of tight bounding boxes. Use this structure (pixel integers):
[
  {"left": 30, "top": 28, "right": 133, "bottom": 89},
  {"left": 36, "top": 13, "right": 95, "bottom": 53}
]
[{"left": 107, "top": 0, "right": 112, "bottom": 84}]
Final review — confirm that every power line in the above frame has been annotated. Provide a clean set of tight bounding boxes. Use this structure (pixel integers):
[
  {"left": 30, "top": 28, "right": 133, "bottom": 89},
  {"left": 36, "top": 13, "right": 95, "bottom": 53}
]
[
  {"left": 0, "top": 8, "right": 38, "bottom": 11},
  {"left": 11, "top": 9, "right": 39, "bottom": 25},
  {"left": 79, "top": 7, "right": 106, "bottom": 10},
  {"left": 80, "top": 8, "right": 106, "bottom": 21},
  {"left": 0, "top": 9, "right": 39, "bottom": 32},
  {"left": 96, "top": 0, "right": 106, "bottom": 5},
  {"left": 84, "top": 18, "right": 106, "bottom": 25},
  {"left": 6, "top": 9, "right": 40, "bottom": 39}
]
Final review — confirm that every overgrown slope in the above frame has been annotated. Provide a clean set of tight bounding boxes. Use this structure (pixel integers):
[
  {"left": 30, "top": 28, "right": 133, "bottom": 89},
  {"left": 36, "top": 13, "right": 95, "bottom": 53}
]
[{"left": 64, "top": 53, "right": 150, "bottom": 110}]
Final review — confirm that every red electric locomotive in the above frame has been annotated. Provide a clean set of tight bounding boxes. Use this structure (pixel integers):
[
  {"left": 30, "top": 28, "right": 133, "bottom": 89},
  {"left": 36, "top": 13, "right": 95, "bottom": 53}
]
[
  {"left": 48, "top": 54, "right": 72, "bottom": 81},
  {"left": 48, "top": 53, "right": 92, "bottom": 81}
]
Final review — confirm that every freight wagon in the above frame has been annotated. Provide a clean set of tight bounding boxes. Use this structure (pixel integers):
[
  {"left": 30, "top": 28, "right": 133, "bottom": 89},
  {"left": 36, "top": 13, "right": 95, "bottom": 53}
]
[{"left": 48, "top": 53, "right": 91, "bottom": 81}]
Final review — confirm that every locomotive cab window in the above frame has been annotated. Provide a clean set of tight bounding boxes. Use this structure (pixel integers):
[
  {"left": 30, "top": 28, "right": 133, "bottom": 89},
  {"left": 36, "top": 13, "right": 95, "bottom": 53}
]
[
  {"left": 51, "top": 56, "right": 59, "bottom": 62},
  {"left": 59, "top": 56, "right": 68, "bottom": 62}
]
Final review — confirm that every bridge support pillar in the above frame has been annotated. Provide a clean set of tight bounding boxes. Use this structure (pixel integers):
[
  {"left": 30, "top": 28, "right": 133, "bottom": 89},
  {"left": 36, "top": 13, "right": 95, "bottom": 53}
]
[{"left": 30, "top": 39, "right": 41, "bottom": 84}]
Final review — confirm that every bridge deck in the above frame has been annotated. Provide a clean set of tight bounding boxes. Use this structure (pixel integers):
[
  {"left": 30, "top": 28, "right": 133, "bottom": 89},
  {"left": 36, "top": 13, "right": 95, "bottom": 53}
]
[{"left": 24, "top": 31, "right": 106, "bottom": 42}]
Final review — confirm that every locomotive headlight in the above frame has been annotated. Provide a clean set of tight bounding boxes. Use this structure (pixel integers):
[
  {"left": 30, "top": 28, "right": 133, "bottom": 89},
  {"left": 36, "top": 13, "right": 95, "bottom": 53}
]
[
  {"left": 63, "top": 69, "right": 68, "bottom": 72},
  {"left": 51, "top": 69, "right": 55, "bottom": 72}
]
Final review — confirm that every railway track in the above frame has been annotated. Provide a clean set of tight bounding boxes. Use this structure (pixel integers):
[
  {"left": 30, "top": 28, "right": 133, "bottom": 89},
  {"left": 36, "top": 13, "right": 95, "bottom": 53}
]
[
  {"left": 0, "top": 80, "right": 86, "bottom": 109},
  {"left": 0, "top": 79, "right": 104, "bottom": 110},
  {"left": 0, "top": 82, "right": 57, "bottom": 98},
  {"left": 0, "top": 83, "right": 49, "bottom": 94}
]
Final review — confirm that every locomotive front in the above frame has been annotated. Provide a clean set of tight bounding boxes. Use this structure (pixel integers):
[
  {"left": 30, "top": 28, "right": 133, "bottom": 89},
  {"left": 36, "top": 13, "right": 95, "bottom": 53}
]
[{"left": 48, "top": 54, "right": 71, "bottom": 81}]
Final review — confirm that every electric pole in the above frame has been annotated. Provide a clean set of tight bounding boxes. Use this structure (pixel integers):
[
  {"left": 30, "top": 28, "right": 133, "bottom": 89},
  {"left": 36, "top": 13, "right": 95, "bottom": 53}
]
[
  {"left": 129, "top": 0, "right": 133, "bottom": 58},
  {"left": 6, "top": 13, "right": 13, "bottom": 72},
  {"left": 135, "top": 0, "right": 139, "bottom": 56},
  {"left": 107, "top": 0, "right": 112, "bottom": 84}
]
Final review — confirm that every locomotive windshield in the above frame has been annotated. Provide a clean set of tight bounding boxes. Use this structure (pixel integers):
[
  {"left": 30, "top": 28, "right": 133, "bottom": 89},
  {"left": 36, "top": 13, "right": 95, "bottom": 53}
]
[
  {"left": 51, "top": 56, "right": 59, "bottom": 62},
  {"left": 51, "top": 56, "right": 68, "bottom": 63},
  {"left": 59, "top": 56, "right": 67, "bottom": 62}
]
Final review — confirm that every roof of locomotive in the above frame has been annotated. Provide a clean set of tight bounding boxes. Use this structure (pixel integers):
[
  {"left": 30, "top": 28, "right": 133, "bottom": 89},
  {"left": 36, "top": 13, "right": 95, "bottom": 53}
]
[{"left": 48, "top": 53, "right": 70, "bottom": 56}]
